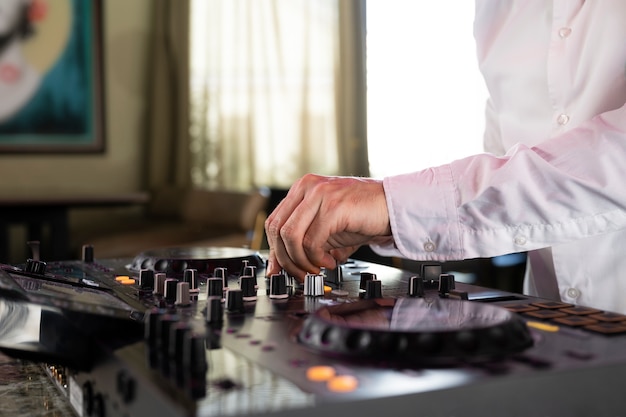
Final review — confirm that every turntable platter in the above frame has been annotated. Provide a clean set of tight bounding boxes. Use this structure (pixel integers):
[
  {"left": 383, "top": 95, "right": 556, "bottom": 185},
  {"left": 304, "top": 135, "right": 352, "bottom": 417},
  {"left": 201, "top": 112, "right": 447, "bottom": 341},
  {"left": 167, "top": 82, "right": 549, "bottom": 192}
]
[
  {"left": 128, "top": 246, "right": 265, "bottom": 276},
  {"left": 298, "top": 297, "right": 533, "bottom": 365}
]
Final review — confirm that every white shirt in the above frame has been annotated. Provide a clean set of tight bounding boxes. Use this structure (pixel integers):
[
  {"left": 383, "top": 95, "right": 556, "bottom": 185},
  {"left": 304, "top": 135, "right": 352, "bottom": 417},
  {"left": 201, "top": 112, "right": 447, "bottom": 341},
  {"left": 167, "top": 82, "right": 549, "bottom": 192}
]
[{"left": 374, "top": 0, "right": 626, "bottom": 313}]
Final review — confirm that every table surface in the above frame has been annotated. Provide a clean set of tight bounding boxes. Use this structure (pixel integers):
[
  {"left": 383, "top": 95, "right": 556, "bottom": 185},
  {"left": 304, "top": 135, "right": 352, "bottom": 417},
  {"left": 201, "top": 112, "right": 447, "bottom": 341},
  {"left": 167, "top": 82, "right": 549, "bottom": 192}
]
[
  {"left": 0, "top": 352, "right": 74, "bottom": 417},
  {"left": 0, "top": 191, "right": 150, "bottom": 207}
]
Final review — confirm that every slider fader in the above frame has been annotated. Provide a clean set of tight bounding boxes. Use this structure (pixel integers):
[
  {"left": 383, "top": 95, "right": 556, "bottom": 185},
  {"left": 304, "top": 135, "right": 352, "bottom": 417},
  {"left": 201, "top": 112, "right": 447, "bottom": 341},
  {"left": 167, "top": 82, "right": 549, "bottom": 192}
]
[{"left": 0, "top": 246, "right": 625, "bottom": 417}]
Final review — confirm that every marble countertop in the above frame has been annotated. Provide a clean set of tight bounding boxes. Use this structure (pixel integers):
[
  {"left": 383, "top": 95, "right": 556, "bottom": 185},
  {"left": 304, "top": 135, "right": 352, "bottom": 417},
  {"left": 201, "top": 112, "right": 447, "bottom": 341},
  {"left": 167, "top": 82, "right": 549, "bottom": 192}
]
[{"left": 0, "top": 352, "right": 74, "bottom": 417}]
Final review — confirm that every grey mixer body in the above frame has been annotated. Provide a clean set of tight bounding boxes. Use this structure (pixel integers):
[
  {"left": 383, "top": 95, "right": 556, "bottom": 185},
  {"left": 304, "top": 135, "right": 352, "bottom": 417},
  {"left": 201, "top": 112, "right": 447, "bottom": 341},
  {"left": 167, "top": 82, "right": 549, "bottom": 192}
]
[{"left": 0, "top": 246, "right": 624, "bottom": 417}]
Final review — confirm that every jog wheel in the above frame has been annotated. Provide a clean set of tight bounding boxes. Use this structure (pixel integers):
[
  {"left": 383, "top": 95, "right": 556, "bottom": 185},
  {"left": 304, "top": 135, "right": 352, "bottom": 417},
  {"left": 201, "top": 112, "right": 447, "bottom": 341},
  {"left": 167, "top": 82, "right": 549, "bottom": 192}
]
[{"left": 298, "top": 297, "right": 533, "bottom": 365}]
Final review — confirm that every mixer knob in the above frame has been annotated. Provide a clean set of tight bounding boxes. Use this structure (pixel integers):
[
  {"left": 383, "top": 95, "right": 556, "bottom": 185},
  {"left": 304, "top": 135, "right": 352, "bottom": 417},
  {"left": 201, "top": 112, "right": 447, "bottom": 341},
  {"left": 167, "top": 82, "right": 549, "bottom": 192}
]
[
  {"left": 408, "top": 275, "right": 425, "bottom": 297},
  {"left": 81, "top": 244, "right": 94, "bottom": 263},
  {"left": 175, "top": 282, "right": 191, "bottom": 306},
  {"left": 213, "top": 267, "right": 228, "bottom": 288},
  {"left": 364, "top": 279, "right": 383, "bottom": 299},
  {"left": 164, "top": 279, "right": 179, "bottom": 304},
  {"left": 183, "top": 269, "right": 199, "bottom": 293},
  {"left": 239, "top": 276, "right": 257, "bottom": 301},
  {"left": 144, "top": 308, "right": 166, "bottom": 368},
  {"left": 157, "top": 314, "right": 180, "bottom": 376},
  {"left": 269, "top": 274, "right": 288, "bottom": 299},
  {"left": 153, "top": 273, "right": 167, "bottom": 296},
  {"left": 324, "top": 265, "right": 343, "bottom": 285},
  {"left": 183, "top": 332, "right": 208, "bottom": 399},
  {"left": 25, "top": 259, "right": 47, "bottom": 275},
  {"left": 304, "top": 273, "right": 324, "bottom": 296},
  {"left": 206, "top": 277, "right": 224, "bottom": 298},
  {"left": 226, "top": 289, "right": 245, "bottom": 313},
  {"left": 359, "top": 272, "right": 376, "bottom": 291},
  {"left": 239, "top": 260, "right": 250, "bottom": 276},
  {"left": 438, "top": 273, "right": 455, "bottom": 295},
  {"left": 139, "top": 269, "right": 155, "bottom": 291},
  {"left": 205, "top": 296, "right": 224, "bottom": 326},
  {"left": 169, "top": 323, "right": 191, "bottom": 387},
  {"left": 242, "top": 265, "right": 257, "bottom": 285}
]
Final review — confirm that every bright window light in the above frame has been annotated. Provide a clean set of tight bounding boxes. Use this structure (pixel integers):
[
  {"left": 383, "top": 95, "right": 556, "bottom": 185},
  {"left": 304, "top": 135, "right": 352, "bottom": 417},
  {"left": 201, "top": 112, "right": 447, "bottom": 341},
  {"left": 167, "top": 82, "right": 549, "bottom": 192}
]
[{"left": 366, "top": 1, "right": 488, "bottom": 178}]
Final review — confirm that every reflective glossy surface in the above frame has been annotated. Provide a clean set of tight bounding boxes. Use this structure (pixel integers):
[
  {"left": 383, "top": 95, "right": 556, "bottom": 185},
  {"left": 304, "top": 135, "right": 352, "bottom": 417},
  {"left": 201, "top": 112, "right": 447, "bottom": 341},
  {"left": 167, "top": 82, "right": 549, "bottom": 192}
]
[
  {"left": 0, "top": 352, "right": 73, "bottom": 417},
  {"left": 299, "top": 298, "right": 533, "bottom": 364}
]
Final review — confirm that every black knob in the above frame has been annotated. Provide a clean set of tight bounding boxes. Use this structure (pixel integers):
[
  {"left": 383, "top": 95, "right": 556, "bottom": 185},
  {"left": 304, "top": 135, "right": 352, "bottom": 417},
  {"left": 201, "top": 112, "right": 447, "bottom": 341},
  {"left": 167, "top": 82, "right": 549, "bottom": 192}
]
[
  {"left": 206, "top": 278, "right": 224, "bottom": 298},
  {"left": 364, "top": 279, "right": 382, "bottom": 299},
  {"left": 183, "top": 269, "right": 199, "bottom": 291},
  {"left": 239, "top": 276, "right": 257, "bottom": 300},
  {"left": 242, "top": 265, "right": 256, "bottom": 277},
  {"left": 169, "top": 323, "right": 191, "bottom": 387},
  {"left": 239, "top": 260, "right": 250, "bottom": 276},
  {"left": 164, "top": 279, "right": 179, "bottom": 304},
  {"left": 144, "top": 309, "right": 162, "bottom": 366},
  {"left": 183, "top": 332, "right": 208, "bottom": 399},
  {"left": 157, "top": 314, "right": 180, "bottom": 376},
  {"left": 205, "top": 296, "right": 224, "bottom": 326},
  {"left": 269, "top": 274, "right": 288, "bottom": 299},
  {"left": 359, "top": 272, "right": 376, "bottom": 291},
  {"left": 408, "top": 275, "right": 425, "bottom": 297},
  {"left": 25, "top": 259, "right": 46, "bottom": 275},
  {"left": 82, "top": 244, "right": 94, "bottom": 263},
  {"left": 438, "top": 273, "right": 455, "bottom": 295},
  {"left": 226, "top": 289, "right": 244, "bottom": 313},
  {"left": 139, "top": 269, "right": 155, "bottom": 291},
  {"left": 213, "top": 267, "right": 228, "bottom": 288}
]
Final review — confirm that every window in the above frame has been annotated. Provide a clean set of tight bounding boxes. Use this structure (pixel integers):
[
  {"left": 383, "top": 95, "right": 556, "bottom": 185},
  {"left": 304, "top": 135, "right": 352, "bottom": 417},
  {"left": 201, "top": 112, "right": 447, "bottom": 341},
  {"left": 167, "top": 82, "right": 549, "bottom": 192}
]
[{"left": 366, "top": 2, "right": 488, "bottom": 178}]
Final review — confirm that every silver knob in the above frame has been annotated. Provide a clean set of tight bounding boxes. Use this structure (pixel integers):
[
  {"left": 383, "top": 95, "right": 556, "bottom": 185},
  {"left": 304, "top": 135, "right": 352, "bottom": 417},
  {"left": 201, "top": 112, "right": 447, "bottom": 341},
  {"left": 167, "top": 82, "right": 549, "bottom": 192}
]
[{"left": 304, "top": 273, "right": 324, "bottom": 296}]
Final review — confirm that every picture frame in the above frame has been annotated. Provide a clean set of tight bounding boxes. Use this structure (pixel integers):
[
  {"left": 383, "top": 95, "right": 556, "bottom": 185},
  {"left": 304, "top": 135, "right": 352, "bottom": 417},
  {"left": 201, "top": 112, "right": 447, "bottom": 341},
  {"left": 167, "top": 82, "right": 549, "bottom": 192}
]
[{"left": 0, "top": 0, "right": 105, "bottom": 153}]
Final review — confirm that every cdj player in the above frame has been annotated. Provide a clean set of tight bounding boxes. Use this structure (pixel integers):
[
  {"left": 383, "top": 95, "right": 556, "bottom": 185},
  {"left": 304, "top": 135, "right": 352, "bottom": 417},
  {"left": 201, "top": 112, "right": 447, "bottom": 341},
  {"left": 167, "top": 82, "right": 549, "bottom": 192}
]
[{"left": 0, "top": 245, "right": 625, "bottom": 417}]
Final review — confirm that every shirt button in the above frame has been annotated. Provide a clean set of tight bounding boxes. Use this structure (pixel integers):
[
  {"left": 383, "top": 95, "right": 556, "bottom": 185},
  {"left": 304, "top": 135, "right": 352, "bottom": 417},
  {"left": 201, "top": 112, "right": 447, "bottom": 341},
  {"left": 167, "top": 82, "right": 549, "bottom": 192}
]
[
  {"left": 557, "top": 114, "right": 570, "bottom": 125},
  {"left": 514, "top": 236, "right": 527, "bottom": 246},
  {"left": 558, "top": 27, "right": 572, "bottom": 38},
  {"left": 423, "top": 241, "right": 436, "bottom": 252},
  {"left": 566, "top": 288, "right": 580, "bottom": 299}
]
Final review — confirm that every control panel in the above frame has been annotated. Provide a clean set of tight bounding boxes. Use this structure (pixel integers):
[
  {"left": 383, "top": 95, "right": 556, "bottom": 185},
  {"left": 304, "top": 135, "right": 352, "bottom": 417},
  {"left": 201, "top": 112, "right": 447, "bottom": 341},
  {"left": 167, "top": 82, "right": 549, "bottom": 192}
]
[{"left": 0, "top": 246, "right": 625, "bottom": 417}]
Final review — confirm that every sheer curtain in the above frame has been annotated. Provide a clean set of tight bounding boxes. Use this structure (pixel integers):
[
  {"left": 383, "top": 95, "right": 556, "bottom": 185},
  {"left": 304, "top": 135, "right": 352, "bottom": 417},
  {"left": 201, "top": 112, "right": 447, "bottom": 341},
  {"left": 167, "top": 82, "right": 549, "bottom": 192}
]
[
  {"left": 145, "top": 0, "right": 191, "bottom": 190},
  {"left": 189, "top": 0, "right": 367, "bottom": 191}
]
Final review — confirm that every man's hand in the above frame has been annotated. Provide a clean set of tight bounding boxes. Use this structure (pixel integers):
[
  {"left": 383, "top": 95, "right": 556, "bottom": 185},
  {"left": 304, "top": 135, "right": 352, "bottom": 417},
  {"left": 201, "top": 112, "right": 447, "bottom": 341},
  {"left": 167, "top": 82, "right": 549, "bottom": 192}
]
[{"left": 264, "top": 174, "right": 392, "bottom": 279}]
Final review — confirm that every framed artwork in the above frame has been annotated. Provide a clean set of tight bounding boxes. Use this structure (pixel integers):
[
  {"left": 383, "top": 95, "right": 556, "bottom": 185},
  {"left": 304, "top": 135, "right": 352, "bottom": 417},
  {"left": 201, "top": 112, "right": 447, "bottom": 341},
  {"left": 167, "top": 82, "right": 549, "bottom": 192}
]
[{"left": 0, "top": 0, "right": 105, "bottom": 153}]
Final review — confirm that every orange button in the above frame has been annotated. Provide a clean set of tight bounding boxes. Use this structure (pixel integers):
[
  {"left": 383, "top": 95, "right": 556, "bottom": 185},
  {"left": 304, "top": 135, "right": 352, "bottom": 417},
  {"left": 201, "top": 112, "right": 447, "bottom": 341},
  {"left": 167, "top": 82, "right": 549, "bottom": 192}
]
[
  {"left": 327, "top": 375, "right": 358, "bottom": 393},
  {"left": 115, "top": 275, "right": 131, "bottom": 282},
  {"left": 120, "top": 278, "right": 136, "bottom": 285},
  {"left": 306, "top": 366, "right": 336, "bottom": 382}
]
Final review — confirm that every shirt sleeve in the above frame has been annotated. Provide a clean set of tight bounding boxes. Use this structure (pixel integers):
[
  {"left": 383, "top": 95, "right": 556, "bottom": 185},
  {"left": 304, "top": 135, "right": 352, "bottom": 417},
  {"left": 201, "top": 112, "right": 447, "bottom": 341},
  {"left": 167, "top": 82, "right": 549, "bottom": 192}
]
[{"left": 371, "top": 104, "right": 626, "bottom": 261}]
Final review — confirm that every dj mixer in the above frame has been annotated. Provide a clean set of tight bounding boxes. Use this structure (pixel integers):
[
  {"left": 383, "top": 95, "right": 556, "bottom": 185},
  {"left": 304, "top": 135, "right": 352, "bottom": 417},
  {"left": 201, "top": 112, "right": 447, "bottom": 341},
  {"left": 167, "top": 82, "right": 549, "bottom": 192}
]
[{"left": 0, "top": 245, "right": 625, "bottom": 417}]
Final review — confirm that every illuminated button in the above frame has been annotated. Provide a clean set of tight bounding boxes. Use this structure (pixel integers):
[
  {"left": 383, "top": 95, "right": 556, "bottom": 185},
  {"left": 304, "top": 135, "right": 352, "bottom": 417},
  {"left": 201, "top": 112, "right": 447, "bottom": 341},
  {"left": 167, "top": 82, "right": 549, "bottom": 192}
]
[
  {"left": 327, "top": 375, "right": 358, "bottom": 393},
  {"left": 323, "top": 285, "right": 333, "bottom": 294},
  {"left": 514, "top": 236, "right": 527, "bottom": 246},
  {"left": 115, "top": 275, "right": 131, "bottom": 282},
  {"left": 120, "top": 278, "right": 136, "bottom": 285},
  {"left": 423, "top": 241, "right": 436, "bottom": 252},
  {"left": 557, "top": 114, "right": 570, "bottom": 125},
  {"left": 306, "top": 366, "right": 336, "bottom": 382},
  {"left": 526, "top": 321, "right": 560, "bottom": 332},
  {"left": 558, "top": 27, "right": 572, "bottom": 38},
  {"left": 566, "top": 287, "right": 580, "bottom": 299}
]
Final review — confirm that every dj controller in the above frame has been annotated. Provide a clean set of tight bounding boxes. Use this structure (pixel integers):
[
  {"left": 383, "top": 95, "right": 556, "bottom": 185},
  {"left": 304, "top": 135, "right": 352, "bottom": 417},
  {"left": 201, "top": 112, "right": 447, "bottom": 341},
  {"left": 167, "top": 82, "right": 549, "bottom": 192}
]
[{"left": 0, "top": 245, "right": 625, "bottom": 417}]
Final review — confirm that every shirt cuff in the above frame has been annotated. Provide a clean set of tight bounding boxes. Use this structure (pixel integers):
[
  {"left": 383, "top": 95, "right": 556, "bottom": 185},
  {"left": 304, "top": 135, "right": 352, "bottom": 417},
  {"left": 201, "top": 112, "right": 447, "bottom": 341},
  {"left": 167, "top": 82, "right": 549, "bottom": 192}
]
[{"left": 371, "top": 165, "right": 463, "bottom": 261}]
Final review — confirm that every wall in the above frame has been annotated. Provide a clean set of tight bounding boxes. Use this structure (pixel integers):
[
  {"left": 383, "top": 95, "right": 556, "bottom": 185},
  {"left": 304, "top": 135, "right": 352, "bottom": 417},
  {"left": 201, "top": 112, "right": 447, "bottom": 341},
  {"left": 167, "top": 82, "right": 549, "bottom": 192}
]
[{"left": 0, "top": 0, "right": 155, "bottom": 262}]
